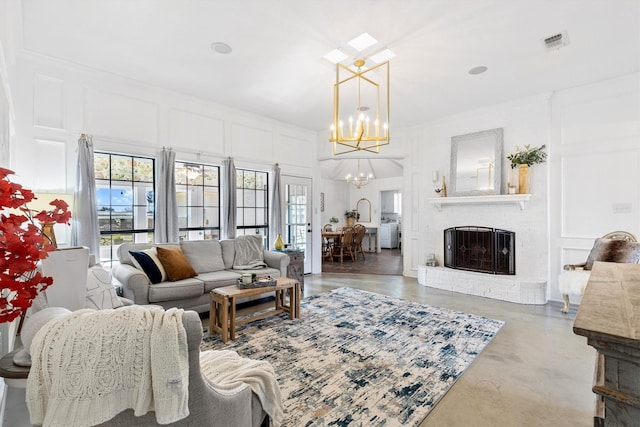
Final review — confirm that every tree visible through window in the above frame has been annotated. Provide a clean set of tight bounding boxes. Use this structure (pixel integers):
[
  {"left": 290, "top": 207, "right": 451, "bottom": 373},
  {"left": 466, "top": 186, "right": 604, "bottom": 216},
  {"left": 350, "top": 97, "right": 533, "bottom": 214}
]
[
  {"left": 94, "top": 152, "right": 155, "bottom": 264},
  {"left": 175, "top": 162, "right": 220, "bottom": 241},
  {"left": 236, "top": 169, "right": 269, "bottom": 245}
]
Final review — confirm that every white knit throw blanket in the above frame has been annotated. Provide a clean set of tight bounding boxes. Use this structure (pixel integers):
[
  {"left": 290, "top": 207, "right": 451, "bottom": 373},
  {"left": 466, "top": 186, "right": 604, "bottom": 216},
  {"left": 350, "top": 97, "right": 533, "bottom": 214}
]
[
  {"left": 200, "top": 350, "right": 284, "bottom": 426},
  {"left": 27, "top": 306, "right": 189, "bottom": 427}
]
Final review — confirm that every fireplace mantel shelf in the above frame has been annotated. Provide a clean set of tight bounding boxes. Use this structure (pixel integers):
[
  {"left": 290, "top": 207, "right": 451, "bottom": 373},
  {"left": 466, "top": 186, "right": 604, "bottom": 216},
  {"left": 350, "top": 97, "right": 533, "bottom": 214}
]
[{"left": 429, "top": 194, "right": 531, "bottom": 211}]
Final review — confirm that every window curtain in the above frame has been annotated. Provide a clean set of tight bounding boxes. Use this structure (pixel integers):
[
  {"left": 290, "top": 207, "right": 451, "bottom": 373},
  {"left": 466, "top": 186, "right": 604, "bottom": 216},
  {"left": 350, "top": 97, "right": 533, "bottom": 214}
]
[
  {"left": 155, "top": 147, "right": 178, "bottom": 243},
  {"left": 71, "top": 134, "right": 100, "bottom": 257},
  {"left": 269, "top": 163, "right": 284, "bottom": 246},
  {"left": 222, "top": 157, "right": 237, "bottom": 239}
]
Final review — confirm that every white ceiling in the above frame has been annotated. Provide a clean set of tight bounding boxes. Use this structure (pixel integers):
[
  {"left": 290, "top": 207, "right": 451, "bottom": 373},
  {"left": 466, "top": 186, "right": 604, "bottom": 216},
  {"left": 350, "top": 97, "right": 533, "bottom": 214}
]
[{"left": 15, "top": 0, "right": 640, "bottom": 178}]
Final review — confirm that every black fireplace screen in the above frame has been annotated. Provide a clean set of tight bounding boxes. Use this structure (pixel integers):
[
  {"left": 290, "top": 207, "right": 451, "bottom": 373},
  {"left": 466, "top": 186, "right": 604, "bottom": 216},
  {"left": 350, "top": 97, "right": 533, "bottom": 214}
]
[{"left": 444, "top": 226, "right": 515, "bottom": 275}]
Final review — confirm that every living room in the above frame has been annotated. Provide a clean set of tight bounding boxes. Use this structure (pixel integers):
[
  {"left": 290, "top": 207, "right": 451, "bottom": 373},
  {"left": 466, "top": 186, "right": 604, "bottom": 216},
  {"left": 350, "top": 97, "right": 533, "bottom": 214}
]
[{"left": 1, "top": 1, "right": 639, "bottom": 426}]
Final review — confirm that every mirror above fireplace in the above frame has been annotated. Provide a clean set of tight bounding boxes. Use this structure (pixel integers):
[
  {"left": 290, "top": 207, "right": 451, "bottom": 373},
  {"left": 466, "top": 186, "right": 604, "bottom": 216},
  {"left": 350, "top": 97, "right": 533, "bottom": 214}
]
[{"left": 450, "top": 128, "right": 503, "bottom": 196}]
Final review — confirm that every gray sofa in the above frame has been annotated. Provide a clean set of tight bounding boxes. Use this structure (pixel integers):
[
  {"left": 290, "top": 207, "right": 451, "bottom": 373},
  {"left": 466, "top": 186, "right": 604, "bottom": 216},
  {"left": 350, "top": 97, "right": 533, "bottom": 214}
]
[{"left": 112, "top": 238, "right": 289, "bottom": 313}]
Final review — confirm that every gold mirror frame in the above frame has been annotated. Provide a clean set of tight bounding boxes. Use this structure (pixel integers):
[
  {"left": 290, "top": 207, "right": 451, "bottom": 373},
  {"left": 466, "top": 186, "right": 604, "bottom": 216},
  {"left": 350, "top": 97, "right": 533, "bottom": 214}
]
[{"left": 356, "top": 198, "right": 371, "bottom": 223}]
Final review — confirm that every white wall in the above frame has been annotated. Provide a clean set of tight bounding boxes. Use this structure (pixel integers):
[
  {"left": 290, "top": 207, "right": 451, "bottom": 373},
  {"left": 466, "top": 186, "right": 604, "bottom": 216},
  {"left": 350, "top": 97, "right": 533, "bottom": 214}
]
[
  {"left": 550, "top": 73, "right": 640, "bottom": 302},
  {"left": 6, "top": 52, "right": 318, "bottom": 255}
]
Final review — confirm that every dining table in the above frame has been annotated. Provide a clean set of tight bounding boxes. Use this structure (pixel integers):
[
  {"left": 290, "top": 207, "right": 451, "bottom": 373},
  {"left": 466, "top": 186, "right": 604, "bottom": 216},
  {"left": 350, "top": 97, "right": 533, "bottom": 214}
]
[{"left": 321, "top": 231, "right": 343, "bottom": 261}]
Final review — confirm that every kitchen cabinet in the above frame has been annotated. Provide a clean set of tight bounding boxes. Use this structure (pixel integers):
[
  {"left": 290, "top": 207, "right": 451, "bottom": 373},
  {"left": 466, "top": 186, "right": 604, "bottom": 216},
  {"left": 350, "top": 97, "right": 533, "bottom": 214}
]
[
  {"left": 381, "top": 191, "right": 396, "bottom": 213},
  {"left": 380, "top": 223, "right": 398, "bottom": 249}
]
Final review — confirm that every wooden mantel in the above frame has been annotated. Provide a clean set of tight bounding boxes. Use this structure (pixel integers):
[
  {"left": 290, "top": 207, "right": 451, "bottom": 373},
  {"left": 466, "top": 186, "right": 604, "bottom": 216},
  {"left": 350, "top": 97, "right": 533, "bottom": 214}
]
[
  {"left": 573, "top": 261, "right": 640, "bottom": 426},
  {"left": 428, "top": 194, "right": 531, "bottom": 211}
]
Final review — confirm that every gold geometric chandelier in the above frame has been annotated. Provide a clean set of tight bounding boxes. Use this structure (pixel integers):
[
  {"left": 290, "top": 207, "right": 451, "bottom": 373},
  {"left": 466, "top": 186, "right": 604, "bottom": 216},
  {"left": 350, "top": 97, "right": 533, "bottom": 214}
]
[{"left": 330, "top": 58, "right": 390, "bottom": 155}]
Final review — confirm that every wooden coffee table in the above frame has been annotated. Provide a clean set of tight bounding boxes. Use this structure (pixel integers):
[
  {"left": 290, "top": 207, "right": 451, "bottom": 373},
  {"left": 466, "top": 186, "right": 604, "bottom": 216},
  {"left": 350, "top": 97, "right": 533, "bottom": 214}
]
[{"left": 209, "top": 277, "right": 300, "bottom": 343}]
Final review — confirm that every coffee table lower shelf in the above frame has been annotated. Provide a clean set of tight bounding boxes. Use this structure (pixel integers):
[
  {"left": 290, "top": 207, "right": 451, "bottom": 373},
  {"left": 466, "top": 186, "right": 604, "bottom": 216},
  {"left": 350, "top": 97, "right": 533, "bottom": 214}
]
[{"left": 209, "top": 277, "right": 300, "bottom": 343}]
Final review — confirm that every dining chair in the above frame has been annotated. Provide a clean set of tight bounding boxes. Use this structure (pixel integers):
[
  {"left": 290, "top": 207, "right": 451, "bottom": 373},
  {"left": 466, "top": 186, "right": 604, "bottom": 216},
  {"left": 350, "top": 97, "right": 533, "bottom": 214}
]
[
  {"left": 351, "top": 224, "right": 366, "bottom": 261},
  {"left": 333, "top": 227, "right": 354, "bottom": 263}
]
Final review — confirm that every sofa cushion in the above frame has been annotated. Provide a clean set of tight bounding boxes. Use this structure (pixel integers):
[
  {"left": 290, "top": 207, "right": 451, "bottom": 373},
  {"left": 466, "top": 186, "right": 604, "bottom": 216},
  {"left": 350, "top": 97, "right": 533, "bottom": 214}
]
[
  {"left": 85, "top": 266, "right": 124, "bottom": 309},
  {"left": 118, "top": 243, "right": 155, "bottom": 266},
  {"left": 220, "top": 240, "right": 235, "bottom": 270},
  {"left": 147, "top": 277, "right": 204, "bottom": 303},
  {"left": 118, "top": 243, "right": 179, "bottom": 266},
  {"left": 129, "top": 247, "right": 167, "bottom": 284},
  {"left": 157, "top": 246, "right": 198, "bottom": 281},
  {"left": 180, "top": 240, "right": 226, "bottom": 274},
  {"left": 584, "top": 238, "right": 640, "bottom": 270},
  {"left": 197, "top": 271, "right": 242, "bottom": 292}
]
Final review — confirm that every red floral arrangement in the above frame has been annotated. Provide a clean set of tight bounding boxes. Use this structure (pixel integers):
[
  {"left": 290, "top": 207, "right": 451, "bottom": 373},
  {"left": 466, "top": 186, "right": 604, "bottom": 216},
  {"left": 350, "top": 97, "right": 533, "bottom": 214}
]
[{"left": 0, "top": 167, "right": 71, "bottom": 323}]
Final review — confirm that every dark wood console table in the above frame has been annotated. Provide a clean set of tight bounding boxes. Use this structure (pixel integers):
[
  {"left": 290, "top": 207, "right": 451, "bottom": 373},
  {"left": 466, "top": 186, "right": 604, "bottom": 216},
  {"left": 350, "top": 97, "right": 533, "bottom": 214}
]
[
  {"left": 276, "top": 249, "right": 304, "bottom": 294},
  {"left": 573, "top": 261, "right": 640, "bottom": 426}
]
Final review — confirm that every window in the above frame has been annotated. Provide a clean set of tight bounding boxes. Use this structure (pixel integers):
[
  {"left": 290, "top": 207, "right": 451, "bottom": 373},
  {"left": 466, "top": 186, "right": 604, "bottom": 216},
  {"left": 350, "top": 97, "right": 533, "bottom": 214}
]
[
  {"left": 94, "top": 152, "right": 155, "bottom": 264},
  {"left": 175, "top": 162, "right": 220, "bottom": 241},
  {"left": 236, "top": 169, "right": 269, "bottom": 244}
]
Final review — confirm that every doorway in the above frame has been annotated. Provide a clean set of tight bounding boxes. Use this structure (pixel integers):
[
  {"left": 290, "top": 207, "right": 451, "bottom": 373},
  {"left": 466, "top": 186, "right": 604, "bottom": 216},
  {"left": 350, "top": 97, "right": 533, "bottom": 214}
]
[
  {"left": 283, "top": 176, "right": 312, "bottom": 274},
  {"left": 380, "top": 189, "right": 402, "bottom": 255}
]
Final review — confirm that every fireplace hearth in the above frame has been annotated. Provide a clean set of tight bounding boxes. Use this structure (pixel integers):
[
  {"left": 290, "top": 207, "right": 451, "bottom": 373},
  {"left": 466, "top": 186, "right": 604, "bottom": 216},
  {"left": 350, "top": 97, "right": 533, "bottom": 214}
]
[{"left": 444, "top": 226, "right": 515, "bottom": 275}]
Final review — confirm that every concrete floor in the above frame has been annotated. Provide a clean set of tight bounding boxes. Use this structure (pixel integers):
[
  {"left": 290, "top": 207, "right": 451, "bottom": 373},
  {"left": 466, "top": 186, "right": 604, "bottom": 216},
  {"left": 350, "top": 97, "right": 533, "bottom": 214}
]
[{"left": 3, "top": 273, "right": 595, "bottom": 426}]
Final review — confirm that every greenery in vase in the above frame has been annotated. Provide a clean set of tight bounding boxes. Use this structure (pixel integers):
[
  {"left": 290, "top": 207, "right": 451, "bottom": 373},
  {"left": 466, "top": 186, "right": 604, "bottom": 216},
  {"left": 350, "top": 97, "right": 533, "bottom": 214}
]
[
  {"left": 507, "top": 144, "right": 547, "bottom": 169},
  {"left": 329, "top": 217, "right": 339, "bottom": 224},
  {"left": 344, "top": 209, "right": 360, "bottom": 220}
]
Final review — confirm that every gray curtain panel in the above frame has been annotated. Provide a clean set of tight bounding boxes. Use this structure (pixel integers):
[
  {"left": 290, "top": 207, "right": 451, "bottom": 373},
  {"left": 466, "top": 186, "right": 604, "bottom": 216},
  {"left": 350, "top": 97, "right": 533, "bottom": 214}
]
[
  {"left": 222, "top": 157, "right": 237, "bottom": 239},
  {"left": 155, "top": 148, "right": 178, "bottom": 243},
  {"left": 269, "top": 163, "right": 283, "bottom": 246},
  {"left": 71, "top": 134, "right": 100, "bottom": 257}
]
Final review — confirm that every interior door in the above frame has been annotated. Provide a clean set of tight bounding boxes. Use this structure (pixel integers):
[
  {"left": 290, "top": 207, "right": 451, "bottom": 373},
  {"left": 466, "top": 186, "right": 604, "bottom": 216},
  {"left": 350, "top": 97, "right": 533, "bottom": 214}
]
[{"left": 283, "top": 176, "right": 312, "bottom": 274}]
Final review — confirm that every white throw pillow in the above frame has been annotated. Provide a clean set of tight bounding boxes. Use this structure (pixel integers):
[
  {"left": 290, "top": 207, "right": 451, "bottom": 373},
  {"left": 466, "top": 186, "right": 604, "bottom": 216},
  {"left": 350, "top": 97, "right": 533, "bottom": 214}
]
[{"left": 85, "top": 266, "right": 124, "bottom": 310}]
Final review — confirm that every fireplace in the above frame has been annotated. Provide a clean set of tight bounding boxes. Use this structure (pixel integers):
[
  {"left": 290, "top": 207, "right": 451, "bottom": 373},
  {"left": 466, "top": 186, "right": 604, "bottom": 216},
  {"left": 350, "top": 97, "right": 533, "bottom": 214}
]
[{"left": 444, "top": 226, "right": 515, "bottom": 275}]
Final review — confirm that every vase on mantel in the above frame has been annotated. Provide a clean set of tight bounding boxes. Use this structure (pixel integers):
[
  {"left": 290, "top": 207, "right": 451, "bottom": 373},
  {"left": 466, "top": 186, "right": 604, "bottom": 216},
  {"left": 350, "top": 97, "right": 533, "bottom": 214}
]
[{"left": 518, "top": 164, "right": 530, "bottom": 194}]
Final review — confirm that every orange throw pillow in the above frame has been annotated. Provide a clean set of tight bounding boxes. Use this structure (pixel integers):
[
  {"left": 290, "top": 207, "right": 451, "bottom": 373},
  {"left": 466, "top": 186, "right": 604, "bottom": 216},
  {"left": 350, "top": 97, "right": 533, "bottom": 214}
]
[{"left": 156, "top": 246, "right": 197, "bottom": 281}]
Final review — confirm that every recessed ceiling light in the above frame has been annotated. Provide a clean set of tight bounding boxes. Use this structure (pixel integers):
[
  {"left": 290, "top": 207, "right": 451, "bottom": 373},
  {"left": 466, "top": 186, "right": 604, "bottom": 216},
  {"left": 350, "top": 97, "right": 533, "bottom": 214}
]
[
  {"left": 348, "top": 33, "right": 378, "bottom": 52},
  {"left": 323, "top": 49, "right": 349, "bottom": 64},
  {"left": 469, "top": 66, "right": 488, "bottom": 75},
  {"left": 369, "top": 49, "right": 396, "bottom": 64},
  {"left": 210, "top": 42, "right": 232, "bottom": 54}
]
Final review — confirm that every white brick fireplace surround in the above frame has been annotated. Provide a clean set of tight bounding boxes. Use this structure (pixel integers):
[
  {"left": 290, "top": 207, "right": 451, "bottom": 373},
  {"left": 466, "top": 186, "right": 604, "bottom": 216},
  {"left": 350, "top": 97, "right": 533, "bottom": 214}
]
[
  {"left": 419, "top": 266, "right": 547, "bottom": 304},
  {"left": 422, "top": 195, "right": 549, "bottom": 305}
]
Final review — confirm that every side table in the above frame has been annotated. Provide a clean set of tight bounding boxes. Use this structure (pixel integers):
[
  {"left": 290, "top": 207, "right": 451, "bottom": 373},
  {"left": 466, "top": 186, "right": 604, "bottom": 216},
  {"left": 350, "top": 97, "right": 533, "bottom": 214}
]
[
  {"left": 276, "top": 249, "right": 304, "bottom": 294},
  {"left": 0, "top": 348, "right": 29, "bottom": 388}
]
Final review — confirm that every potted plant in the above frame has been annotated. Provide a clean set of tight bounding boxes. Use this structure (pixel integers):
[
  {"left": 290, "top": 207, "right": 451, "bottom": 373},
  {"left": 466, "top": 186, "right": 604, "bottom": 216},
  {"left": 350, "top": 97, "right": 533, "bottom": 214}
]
[
  {"left": 507, "top": 144, "right": 547, "bottom": 194},
  {"left": 329, "top": 217, "right": 339, "bottom": 231},
  {"left": 0, "top": 168, "right": 71, "bottom": 323},
  {"left": 345, "top": 209, "right": 360, "bottom": 227}
]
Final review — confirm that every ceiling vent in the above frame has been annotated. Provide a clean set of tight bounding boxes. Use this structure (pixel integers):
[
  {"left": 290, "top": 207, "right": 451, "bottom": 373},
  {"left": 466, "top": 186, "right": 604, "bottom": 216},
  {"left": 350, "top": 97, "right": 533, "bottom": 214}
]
[{"left": 543, "top": 31, "right": 569, "bottom": 51}]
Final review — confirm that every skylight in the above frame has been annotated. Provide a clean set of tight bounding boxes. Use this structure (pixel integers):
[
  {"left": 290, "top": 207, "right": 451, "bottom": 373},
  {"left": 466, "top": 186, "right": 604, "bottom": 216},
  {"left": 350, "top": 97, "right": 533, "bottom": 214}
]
[
  {"left": 323, "top": 49, "right": 349, "bottom": 64},
  {"left": 347, "top": 33, "right": 378, "bottom": 52}
]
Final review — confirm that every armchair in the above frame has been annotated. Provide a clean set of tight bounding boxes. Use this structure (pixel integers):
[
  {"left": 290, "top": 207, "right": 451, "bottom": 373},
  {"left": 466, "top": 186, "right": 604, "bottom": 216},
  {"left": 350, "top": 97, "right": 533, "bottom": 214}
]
[
  {"left": 26, "top": 309, "right": 270, "bottom": 427},
  {"left": 558, "top": 231, "right": 640, "bottom": 313}
]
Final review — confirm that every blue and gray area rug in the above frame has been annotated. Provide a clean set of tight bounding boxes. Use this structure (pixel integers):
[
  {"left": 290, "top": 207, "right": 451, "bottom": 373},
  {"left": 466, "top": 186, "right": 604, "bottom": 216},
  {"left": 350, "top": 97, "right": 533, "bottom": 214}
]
[{"left": 201, "top": 287, "right": 504, "bottom": 426}]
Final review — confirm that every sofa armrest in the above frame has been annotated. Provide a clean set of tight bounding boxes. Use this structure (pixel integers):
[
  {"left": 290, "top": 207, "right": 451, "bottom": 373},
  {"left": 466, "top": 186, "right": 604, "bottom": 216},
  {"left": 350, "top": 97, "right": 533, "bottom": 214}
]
[
  {"left": 112, "top": 263, "right": 152, "bottom": 305},
  {"left": 263, "top": 250, "right": 289, "bottom": 277}
]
